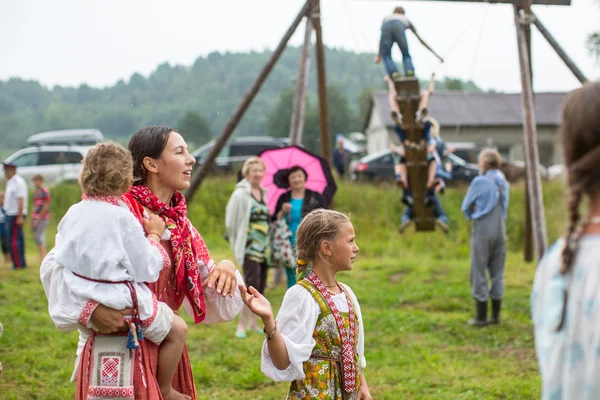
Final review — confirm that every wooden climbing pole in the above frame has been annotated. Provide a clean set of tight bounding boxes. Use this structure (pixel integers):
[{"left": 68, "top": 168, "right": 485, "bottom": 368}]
[{"left": 395, "top": 77, "right": 435, "bottom": 232}]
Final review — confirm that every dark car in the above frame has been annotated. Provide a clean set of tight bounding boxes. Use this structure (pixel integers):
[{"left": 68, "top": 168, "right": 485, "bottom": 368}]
[
  {"left": 350, "top": 150, "right": 479, "bottom": 184},
  {"left": 192, "top": 136, "right": 289, "bottom": 174}
]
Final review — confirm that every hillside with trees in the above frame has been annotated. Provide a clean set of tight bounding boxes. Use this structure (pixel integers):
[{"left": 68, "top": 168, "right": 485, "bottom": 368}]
[{"left": 0, "top": 46, "right": 480, "bottom": 150}]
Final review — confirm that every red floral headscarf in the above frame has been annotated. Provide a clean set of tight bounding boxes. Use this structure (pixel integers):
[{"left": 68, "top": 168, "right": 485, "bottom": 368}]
[{"left": 123, "top": 186, "right": 209, "bottom": 323}]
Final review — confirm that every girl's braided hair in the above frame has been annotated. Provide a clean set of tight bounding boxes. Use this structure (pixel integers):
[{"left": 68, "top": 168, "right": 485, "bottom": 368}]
[{"left": 556, "top": 81, "right": 600, "bottom": 331}]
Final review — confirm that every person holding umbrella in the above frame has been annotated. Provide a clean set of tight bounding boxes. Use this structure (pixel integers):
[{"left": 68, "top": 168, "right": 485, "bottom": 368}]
[
  {"left": 226, "top": 156, "right": 271, "bottom": 339},
  {"left": 273, "top": 166, "right": 327, "bottom": 288}
]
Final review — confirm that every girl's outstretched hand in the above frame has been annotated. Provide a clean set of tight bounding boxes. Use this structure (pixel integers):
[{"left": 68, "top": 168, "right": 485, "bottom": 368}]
[{"left": 238, "top": 284, "right": 273, "bottom": 320}]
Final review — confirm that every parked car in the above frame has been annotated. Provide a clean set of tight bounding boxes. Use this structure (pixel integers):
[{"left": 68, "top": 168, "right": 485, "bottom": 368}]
[
  {"left": 350, "top": 150, "right": 479, "bottom": 184},
  {"left": 500, "top": 159, "right": 548, "bottom": 183},
  {"left": 547, "top": 164, "right": 565, "bottom": 180},
  {"left": 0, "top": 129, "right": 103, "bottom": 187},
  {"left": 447, "top": 142, "right": 484, "bottom": 165},
  {"left": 192, "top": 136, "right": 290, "bottom": 174}
]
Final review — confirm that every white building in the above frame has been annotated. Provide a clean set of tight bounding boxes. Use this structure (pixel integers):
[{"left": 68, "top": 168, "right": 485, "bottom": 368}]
[{"left": 363, "top": 91, "right": 566, "bottom": 166}]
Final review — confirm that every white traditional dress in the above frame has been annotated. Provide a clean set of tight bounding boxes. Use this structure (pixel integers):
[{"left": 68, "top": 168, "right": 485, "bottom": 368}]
[
  {"left": 261, "top": 275, "right": 367, "bottom": 399},
  {"left": 52, "top": 196, "right": 174, "bottom": 348},
  {"left": 532, "top": 236, "right": 600, "bottom": 399}
]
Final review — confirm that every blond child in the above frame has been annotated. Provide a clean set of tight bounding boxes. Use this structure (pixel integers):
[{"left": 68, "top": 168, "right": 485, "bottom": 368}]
[
  {"left": 240, "top": 209, "right": 372, "bottom": 400},
  {"left": 52, "top": 142, "right": 190, "bottom": 400}
]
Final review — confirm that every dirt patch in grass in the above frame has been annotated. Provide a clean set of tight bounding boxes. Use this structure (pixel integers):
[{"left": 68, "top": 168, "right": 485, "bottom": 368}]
[
  {"left": 424, "top": 264, "right": 450, "bottom": 284},
  {"left": 390, "top": 270, "right": 409, "bottom": 282}
]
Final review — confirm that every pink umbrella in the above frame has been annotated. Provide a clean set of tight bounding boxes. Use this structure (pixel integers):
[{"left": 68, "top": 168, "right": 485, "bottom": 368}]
[{"left": 258, "top": 146, "right": 337, "bottom": 215}]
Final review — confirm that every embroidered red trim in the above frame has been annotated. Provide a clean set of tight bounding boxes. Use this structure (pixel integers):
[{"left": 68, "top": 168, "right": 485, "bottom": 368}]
[
  {"left": 139, "top": 296, "right": 159, "bottom": 329},
  {"left": 88, "top": 386, "right": 134, "bottom": 398},
  {"left": 81, "top": 194, "right": 120, "bottom": 206},
  {"left": 79, "top": 300, "right": 100, "bottom": 327},
  {"left": 147, "top": 239, "right": 171, "bottom": 270}
]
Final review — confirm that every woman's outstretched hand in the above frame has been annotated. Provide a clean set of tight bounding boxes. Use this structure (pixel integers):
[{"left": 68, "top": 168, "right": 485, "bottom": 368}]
[
  {"left": 203, "top": 260, "right": 238, "bottom": 297},
  {"left": 238, "top": 284, "right": 273, "bottom": 320}
]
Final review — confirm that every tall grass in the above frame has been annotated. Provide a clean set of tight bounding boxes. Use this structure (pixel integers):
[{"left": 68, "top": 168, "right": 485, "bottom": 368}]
[
  {"left": 0, "top": 176, "right": 567, "bottom": 399},
  {"left": 46, "top": 177, "right": 568, "bottom": 257}
]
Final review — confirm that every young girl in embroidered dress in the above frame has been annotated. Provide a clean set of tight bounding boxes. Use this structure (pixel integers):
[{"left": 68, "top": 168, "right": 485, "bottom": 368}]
[
  {"left": 53, "top": 142, "right": 191, "bottom": 400},
  {"left": 240, "top": 209, "right": 373, "bottom": 400}
]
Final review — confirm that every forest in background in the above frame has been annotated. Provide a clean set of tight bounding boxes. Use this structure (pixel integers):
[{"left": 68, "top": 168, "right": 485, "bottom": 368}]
[{"left": 0, "top": 46, "right": 480, "bottom": 151}]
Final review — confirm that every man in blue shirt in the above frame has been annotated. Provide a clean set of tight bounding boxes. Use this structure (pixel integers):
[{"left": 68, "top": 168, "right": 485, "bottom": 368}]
[{"left": 461, "top": 149, "right": 510, "bottom": 327}]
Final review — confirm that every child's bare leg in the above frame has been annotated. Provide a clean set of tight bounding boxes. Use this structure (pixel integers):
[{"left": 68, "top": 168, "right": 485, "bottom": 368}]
[
  {"left": 399, "top": 163, "right": 408, "bottom": 188},
  {"left": 249, "top": 312, "right": 259, "bottom": 331},
  {"left": 38, "top": 244, "right": 46, "bottom": 261},
  {"left": 236, "top": 305, "right": 250, "bottom": 334},
  {"left": 427, "top": 161, "right": 437, "bottom": 188},
  {"left": 418, "top": 74, "right": 436, "bottom": 117},
  {"left": 158, "top": 315, "right": 190, "bottom": 400},
  {"left": 384, "top": 75, "right": 402, "bottom": 117}
]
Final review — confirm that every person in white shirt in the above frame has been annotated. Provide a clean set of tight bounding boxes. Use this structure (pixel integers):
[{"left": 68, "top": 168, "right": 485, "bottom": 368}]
[
  {"left": 50, "top": 142, "right": 190, "bottom": 400},
  {"left": 2, "top": 161, "right": 28, "bottom": 269}
]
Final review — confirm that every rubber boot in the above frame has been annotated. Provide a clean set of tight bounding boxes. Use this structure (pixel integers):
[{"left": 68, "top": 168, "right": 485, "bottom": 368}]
[
  {"left": 489, "top": 299, "right": 501, "bottom": 325},
  {"left": 467, "top": 300, "right": 488, "bottom": 327}
]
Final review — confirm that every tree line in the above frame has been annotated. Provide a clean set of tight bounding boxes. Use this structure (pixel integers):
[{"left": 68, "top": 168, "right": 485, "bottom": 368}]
[{"left": 0, "top": 46, "right": 480, "bottom": 151}]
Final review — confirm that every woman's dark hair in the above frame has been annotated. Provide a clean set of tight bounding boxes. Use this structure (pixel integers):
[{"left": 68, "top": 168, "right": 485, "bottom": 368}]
[
  {"left": 393, "top": 6, "right": 405, "bottom": 14},
  {"left": 287, "top": 165, "right": 308, "bottom": 183},
  {"left": 129, "top": 126, "right": 173, "bottom": 186},
  {"left": 556, "top": 81, "right": 600, "bottom": 331}
]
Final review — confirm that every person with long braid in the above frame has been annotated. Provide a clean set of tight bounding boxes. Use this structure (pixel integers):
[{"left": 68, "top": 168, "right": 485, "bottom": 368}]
[{"left": 531, "top": 81, "right": 600, "bottom": 399}]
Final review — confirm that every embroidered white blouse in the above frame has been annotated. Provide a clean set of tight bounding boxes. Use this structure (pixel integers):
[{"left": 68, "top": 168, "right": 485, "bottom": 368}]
[
  {"left": 53, "top": 199, "right": 166, "bottom": 322},
  {"left": 532, "top": 236, "right": 600, "bottom": 399},
  {"left": 261, "top": 283, "right": 367, "bottom": 382}
]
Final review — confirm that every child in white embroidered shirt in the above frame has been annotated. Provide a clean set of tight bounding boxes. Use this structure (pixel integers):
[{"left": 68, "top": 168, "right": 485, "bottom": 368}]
[
  {"left": 53, "top": 142, "right": 190, "bottom": 400},
  {"left": 239, "top": 209, "right": 373, "bottom": 400}
]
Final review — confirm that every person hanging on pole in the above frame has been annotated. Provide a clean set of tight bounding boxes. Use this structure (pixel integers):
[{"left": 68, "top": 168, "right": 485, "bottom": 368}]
[{"left": 375, "top": 6, "right": 444, "bottom": 79}]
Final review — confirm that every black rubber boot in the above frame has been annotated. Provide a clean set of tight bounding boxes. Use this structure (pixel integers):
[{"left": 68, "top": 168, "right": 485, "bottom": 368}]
[
  {"left": 489, "top": 299, "right": 501, "bottom": 325},
  {"left": 467, "top": 300, "right": 488, "bottom": 327}
]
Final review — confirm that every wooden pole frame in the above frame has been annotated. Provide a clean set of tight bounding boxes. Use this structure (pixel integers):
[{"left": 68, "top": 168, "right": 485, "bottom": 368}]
[
  {"left": 184, "top": 1, "right": 310, "bottom": 202},
  {"left": 530, "top": 10, "right": 589, "bottom": 84},
  {"left": 522, "top": 0, "right": 534, "bottom": 262},
  {"left": 310, "top": 0, "right": 332, "bottom": 165},
  {"left": 514, "top": 4, "right": 548, "bottom": 260},
  {"left": 289, "top": 16, "right": 313, "bottom": 145}
]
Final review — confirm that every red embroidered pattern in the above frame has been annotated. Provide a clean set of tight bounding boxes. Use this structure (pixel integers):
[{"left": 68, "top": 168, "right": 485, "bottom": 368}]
[
  {"left": 147, "top": 238, "right": 171, "bottom": 270},
  {"left": 81, "top": 194, "right": 120, "bottom": 206},
  {"left": 88, "top": 386, "right": 134, "bottom": 398},
  {"left": 307, "top": 272, "right": 357, "bottom": 393},
  {"left": 128, "top": 186, "right": 207, "bottom": 323},
  {"left": 101, "top": 356, "right": 121, "bottom": 386},
  {"left": 79, "top": 300, "right": 100, "bottom": 327},
  {"left": 139, "top": 296, "right": 159, "bottom": 329}
]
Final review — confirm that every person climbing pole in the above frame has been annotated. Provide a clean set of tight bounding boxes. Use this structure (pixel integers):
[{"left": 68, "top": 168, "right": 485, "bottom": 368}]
[{"left": 375, "top": 6, "right": 444, "bottom": 79}]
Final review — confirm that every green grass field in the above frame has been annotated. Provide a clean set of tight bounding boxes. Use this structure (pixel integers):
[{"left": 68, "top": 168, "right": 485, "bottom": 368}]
[{"left": 0, "top": 178, "right": 567, "bottom": 399}]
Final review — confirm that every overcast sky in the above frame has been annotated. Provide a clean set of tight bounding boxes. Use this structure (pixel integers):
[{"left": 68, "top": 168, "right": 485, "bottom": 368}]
[{"left": 1, "top": 0, "right": 598, "bottom": 93}]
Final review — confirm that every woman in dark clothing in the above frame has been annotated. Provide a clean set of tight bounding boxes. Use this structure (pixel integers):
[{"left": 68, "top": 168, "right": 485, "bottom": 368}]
[{"left": 273, "top": 166, "right": 327, "bottom": 288}]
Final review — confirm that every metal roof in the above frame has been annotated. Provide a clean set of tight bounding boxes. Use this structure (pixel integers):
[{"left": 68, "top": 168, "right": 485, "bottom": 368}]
[{"left": 369, "top": 90, "right": 567, "bottom": 129}]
